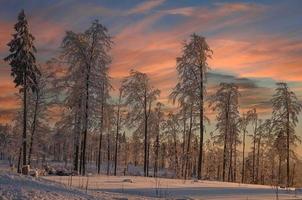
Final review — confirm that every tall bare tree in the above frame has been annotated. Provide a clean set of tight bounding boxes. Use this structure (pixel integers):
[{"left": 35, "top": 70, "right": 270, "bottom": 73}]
[
  {"left": 171, "top": 34, "right": 212, "bottom": 180},
  {"left": 162, "top": 112, "right": 181, "bottom": 176},
  {"left": 271, "top": 82, "right": 302, "bottom": 187},
  {"left": 60, "top": 20, "right": 112, "bottom": 175},
  {"left": 121, "top": 70, "right": 160, "bottom": 176},
  {"left": 209, "top": 83, "right": 240, "bottom": 182},
  {"left": 27, "top": 65, "right": 56, "bottom": 165},
  {"left": 238, "top": 112, "right": 249, "bottom": 183}
]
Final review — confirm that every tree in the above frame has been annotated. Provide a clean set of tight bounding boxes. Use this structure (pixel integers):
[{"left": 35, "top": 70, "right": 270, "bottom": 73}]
[
  {"left": 209, "top": 83, "right": 240, "bottom": 182},
  {"left": 248, "top": 108, "right": 258, "bottom": 183},
  {"left": 271, "top": 82, "right": 302, "bottom": 187},
  {"left": 162, "top": 112, "right": 181, "bottom": 176},
  {"left": 274, "top": 130, "right": 287, "bottom": 184},
  {"left": 27, "top": 65, "right": 55, "bottom": 165},
  {"left": 171, "top": 34, "right": 212, "bottom": 180},
  {"left": 121, "top": 70, "right": 160, "bottom": 176},
  {"left": 114, "top": 88, "right": 123, "bottom": 176},
  {"left": 238, "top": 111, "right": 252, "bottom": 183},
  {"left": 149, "top": 102, "right": 164, "bottom": 177},
  {"left": 60, "top": 20, "right": 112, "bottom": 175},
  {"left": 4, "top": 10, "right": 40, "bottom": 172},
  {"left": 254, "top": 119, "right": 272, "bottom": 183}
]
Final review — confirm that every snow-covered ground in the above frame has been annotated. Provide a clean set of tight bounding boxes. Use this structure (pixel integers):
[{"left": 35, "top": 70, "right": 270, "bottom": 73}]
[
  {"left": 44, "top": 175, "right": 302, "bottom": 200},
  {"left": 1, "top": 159, "right": 302, "bottom": 200},
  {"left": 0, "top": 173, "right": 155, "bottom": 200}
]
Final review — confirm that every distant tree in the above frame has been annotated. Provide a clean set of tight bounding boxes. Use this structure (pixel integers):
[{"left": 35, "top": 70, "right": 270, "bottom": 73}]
[
  {"left": 254, "top": 119, "right": 272, "bottom": 183},
  {"left": 4, "top": 10, "right": 40, "bottom": 171},
  {"left": 162, "top": 111, "right": 180, "bottom": 176},
  {"left": 247, "top": 108, "right": 258, "bottom": 183},
  {"left": 171, "top": 34, "right": 212, "bottom": 180},
  {"left": 209, "top": 83, "right": 240, "bottom": 182},
  {"left": 274, "top": 130, "right": 287, "bottom": 184},
  {"left": 271, "top": 82, "right": 302, "bottom": 187},
  {"left": 104, "top": 104, "right": 114, "bottom": 175},
  {"left": 0, "top": 124, "right": 10, "bottom": 160},
  {"left": 238, "top": 110, "right": 253, "bottom": 183},
  {"left": 151, "top": 102, "right": 164, "bottom": 177},
  {"left": 121, "top": 70, "right": 160, "bottom": 176}
]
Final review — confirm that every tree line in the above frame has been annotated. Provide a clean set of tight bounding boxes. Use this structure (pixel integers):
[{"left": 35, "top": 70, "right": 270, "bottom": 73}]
[{"left": 1, "top": 10, "right": 302, "bottom": 187}]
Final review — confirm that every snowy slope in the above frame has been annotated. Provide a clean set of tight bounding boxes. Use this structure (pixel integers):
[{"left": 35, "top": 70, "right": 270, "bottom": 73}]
[
  {"left": 0, "top": 173, "right": 155, "bottom": 200},
  {"left": 45, "top": 175, "right": 302, "bottom": 200}
]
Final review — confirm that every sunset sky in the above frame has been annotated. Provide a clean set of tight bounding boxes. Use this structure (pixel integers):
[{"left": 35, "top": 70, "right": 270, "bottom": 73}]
[{"left": 1, "top": 0, "right": 302, "bottom": 143}]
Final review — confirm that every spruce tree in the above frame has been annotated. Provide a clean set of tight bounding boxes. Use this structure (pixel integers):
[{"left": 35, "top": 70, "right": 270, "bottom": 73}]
[{"left": 4, "top": 10, "right": 40, "bottom": 171}]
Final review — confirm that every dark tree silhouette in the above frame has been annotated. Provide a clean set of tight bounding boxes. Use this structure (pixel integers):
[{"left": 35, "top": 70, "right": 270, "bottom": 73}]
[{"left": 4, "top": 10, "right": 40, "bottom": 172}]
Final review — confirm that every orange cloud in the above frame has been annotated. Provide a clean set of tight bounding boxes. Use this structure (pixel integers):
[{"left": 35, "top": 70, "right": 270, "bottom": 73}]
[
  {"left": 210, "top": 37, "right": 302, "bottom": 81},
  {"left": 32, "top": 20, "right": 65, "bottom": 48},
  {"left": 0, "top": 94, "right": 19, "bottom": 110},
  {"left": 0, "top": 21, "right": 13, "bottom": 51}
]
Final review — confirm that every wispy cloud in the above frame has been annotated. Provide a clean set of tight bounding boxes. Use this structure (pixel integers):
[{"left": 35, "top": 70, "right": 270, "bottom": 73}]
[{"left": 127, "top": 0, "right": 165, "bottom": 15}]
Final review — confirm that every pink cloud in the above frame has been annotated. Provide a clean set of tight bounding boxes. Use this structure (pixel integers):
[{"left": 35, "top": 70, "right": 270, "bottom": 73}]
[{"left": 127, "top": 0, "right": 165, "bottom": 15}]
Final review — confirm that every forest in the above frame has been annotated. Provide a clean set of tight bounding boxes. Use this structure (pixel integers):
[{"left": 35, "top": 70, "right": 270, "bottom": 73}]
[{"left": 1, "top": 9, "right": 302, "bottom": 191}]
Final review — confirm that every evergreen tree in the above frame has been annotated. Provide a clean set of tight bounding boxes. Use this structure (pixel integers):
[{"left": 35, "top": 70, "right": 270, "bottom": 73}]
[{"left": 4, "top": 10, "right": 40, "bottom": 171}]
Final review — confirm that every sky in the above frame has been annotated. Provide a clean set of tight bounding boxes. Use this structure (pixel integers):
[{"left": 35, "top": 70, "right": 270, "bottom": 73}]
[{"left": 1, "top": 0, "right": 302, "bottom": 148}]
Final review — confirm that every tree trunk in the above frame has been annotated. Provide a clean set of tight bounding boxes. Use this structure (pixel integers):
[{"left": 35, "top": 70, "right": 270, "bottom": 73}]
[
  {"left": 114, "top": 91, "right": 122, "bottom": 176},
  {"left": 17, "top": 146, "right": 22, "bottom": 173},
  {"left": 73, "top": 99, "right": 82, "bottom": 172},
  {"left": 234, "top": 130, "right": 237, "bottom": 182},
  {"left": 147, "top": 140, "right": 150, "bottom": 177},
  {"left": 228, "top": 128, "right": 233, "bottom": 182},
  {"left": 241, "top": 128, "right": 246, "bottom": 183},
  {"left": 154, "top": 131, "right": 159, "bottom": 177},
  {"left": 28, "top": 91, "right": 39, "bottom": 165},
  {"left": 79, "top": 129, "right": 84, "bottom": 174},
  {"left": 107, "top": 131, "right": 110, "bottom": 175},
  {"left": 198, "top": 69, "right": 204, "bottom": 180},
  {"left": 291, "top": 163, "right": 295, "bottom": 186},
  {"left": 286, "top": 107, "right": 290, "bottom": 187},
  {"left": 278, "top": 154, "right": 282, "bottom": 185},
  {"left": 143, "top": 91, "right": 148, "bottom": 177},
  {"left": 82, "top": 67, "right": 90, "bottom": 175},
  {"left": 22, "top": 76, "right": 27, "bottom": 170},
  {"left": 98, "top": 82, "right": 105, "bottom": 174},
  {"left": 222, "top": 93, "right": 230, "bottom": 182},
  {"left": 252, "top": 118, "right": 257, "bottom": 183},
  {"left": 184, "top": 104, "right": 193, "bottom": 180},
  {"left": 181, "top": 111, "right": 187, "bottom": 178},
  {"left": 173, "top": 129, "right": 179, "bottom": 176},
  {"left": 256, "top": 134, "right": 262, "bottom": 183}
]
